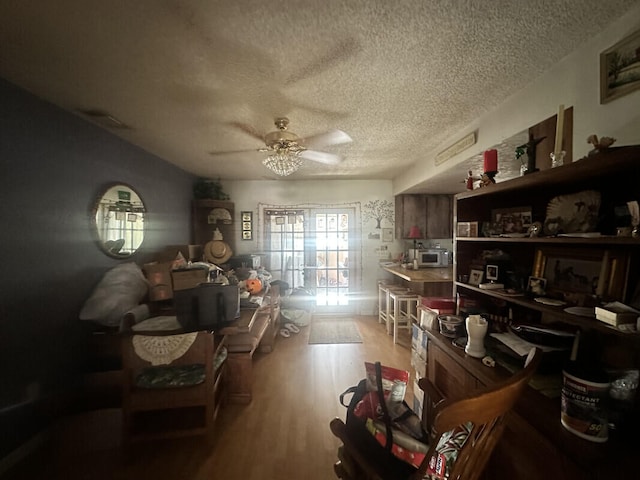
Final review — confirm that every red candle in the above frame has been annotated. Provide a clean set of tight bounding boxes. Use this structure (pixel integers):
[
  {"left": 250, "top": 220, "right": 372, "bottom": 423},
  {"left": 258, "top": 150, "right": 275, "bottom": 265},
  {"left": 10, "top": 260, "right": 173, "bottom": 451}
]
[{"left": 484, "top": 149, "right": 498, "bottom": 173}]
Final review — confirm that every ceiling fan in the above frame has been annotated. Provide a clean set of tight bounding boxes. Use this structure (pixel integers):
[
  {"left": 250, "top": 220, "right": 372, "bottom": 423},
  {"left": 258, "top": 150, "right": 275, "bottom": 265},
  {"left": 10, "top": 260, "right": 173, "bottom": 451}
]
[{"left": 211, "top": 117, "right": 352, "bottom": 176}]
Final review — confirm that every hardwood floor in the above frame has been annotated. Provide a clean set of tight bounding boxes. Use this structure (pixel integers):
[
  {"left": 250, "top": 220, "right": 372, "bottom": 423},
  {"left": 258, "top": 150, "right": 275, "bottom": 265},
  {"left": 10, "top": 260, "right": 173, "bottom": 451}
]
[{"left": 4, "top": 315, "right": 413, "bottom": 480}]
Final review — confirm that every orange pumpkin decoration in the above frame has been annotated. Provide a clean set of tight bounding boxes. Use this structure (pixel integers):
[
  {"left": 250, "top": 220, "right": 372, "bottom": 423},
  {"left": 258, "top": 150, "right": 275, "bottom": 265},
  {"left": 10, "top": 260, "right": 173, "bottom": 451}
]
[{"left": 245, "top": 278, "right": 262, "bottom": 295}]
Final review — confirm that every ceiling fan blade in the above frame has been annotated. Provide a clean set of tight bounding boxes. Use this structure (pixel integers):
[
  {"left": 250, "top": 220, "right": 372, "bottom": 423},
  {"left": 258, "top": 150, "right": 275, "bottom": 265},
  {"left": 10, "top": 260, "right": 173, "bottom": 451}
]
[
  {"left": 227, "top": 122, "right": 265, "bottom": 141},
  {"left": 301, "top": 129, "right": 352, "bottom": 149},
  {"left": 300, "top": 150, "right": 342, "bottom": 165},
  {"left": 209, "top": 149, "right": 261, "bottom": 156}
]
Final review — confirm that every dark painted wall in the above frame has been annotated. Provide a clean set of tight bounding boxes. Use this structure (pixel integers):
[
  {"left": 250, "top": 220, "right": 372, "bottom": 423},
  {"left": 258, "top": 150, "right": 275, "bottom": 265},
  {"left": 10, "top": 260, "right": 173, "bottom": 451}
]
[{"left": 0, "top": 78, "right": 196, "bottom": 456}]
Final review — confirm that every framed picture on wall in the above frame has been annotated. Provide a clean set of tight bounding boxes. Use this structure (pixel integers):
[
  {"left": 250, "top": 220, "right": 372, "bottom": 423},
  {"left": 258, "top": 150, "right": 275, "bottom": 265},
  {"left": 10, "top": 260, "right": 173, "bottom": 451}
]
[
  {"left": 382, "top": 228, "right": 393, "bottom": 242},
  {"left": 241, "top": 211, "right": 253, "bottom": 240},
  {"left": 600, "top": 28, "right": 640, "bottom": 104}
]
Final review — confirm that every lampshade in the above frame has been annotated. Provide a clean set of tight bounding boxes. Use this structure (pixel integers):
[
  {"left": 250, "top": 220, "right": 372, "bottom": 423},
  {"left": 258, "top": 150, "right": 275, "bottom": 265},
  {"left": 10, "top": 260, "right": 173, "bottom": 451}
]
[{"left": 408, "top": 225, "right": 422, "bottom": 239}]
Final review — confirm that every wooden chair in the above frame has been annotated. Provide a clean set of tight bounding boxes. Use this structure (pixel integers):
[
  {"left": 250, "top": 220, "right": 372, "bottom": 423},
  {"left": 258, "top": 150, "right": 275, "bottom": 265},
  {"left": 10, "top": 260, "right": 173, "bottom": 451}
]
[
  {"left": 330, "top": 348, "right": 542, "bottom": 480},
  {"left": 121, "top": 330, "right": 227, "bottom": 444}
]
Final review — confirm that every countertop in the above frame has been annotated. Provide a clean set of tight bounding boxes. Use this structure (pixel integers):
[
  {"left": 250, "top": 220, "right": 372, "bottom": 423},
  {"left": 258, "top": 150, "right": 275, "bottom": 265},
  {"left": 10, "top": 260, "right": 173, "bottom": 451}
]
[{"left": 382, "top": 264, "right": 453, "bottom": 282}]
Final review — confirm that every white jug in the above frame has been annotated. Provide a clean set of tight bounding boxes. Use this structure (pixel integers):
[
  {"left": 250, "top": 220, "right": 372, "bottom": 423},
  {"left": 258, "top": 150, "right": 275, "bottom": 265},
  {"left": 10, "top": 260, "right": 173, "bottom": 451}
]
[{"left": 465, "top": 315, "right": 488, "bottom": 358}]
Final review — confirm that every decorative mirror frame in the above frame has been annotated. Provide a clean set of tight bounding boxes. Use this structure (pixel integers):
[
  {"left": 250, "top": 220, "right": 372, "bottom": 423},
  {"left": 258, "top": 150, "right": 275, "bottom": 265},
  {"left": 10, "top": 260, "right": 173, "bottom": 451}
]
[{"left": 91, "top": 182, "right": 147, "bottom": 259}]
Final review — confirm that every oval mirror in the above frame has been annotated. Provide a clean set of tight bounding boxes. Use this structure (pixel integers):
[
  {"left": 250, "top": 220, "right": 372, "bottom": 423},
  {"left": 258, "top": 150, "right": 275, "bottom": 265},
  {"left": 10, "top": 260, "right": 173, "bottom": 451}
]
[{"left": 93, "top": 183, "right": 146, "bottom": 258}]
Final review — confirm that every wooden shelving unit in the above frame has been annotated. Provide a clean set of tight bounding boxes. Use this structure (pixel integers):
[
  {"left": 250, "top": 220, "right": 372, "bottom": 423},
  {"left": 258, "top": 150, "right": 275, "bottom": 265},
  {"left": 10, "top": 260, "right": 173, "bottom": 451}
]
[{"left": 436, "top": 145, "right": 640, "bottom": 478}]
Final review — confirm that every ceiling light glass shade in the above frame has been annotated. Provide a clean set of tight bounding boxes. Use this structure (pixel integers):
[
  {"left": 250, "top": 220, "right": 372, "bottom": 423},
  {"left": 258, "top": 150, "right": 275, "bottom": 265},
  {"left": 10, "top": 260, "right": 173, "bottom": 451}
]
[{"left": 262, "top": 151, "right": 303, "bottom": 176}]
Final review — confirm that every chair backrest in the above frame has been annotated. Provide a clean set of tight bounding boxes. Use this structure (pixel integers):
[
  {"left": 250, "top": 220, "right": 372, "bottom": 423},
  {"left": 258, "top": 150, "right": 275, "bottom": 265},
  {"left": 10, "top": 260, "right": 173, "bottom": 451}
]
[{"left": 413, "top": 348, "right": 542, "bottom": 480}]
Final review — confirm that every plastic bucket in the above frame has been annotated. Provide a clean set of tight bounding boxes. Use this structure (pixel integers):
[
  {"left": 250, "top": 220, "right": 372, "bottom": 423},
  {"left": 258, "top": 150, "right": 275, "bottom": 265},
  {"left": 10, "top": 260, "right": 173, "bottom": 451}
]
[
  {"left": 560, "top": 364, "right": 610, "bottom": 442},
  {"left": 437, "top": 315, "right": 464, "bottom": 338}
]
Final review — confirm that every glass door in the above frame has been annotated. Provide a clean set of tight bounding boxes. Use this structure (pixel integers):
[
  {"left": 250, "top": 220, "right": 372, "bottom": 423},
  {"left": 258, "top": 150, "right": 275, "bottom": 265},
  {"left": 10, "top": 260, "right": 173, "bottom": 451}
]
[
  {"left": 262, "top": 205, "right": 357, "bottom": 315},
  {"left": 307, "top": 208, "right": 355, "bottom": 315}
]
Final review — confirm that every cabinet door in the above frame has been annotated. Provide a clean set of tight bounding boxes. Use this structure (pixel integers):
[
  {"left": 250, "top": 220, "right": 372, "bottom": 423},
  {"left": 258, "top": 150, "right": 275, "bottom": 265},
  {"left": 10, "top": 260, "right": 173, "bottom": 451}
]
[
  {"left": 425, "top": 195, "right": 452, "bottom": 238},
  {"left": 425, "top": 343, "right": 480, "bottom": 431},
  {"left": 428, "top": 343, "right": 480, "bottom": 399},
  {"left": 395, "top": 194, "right": 453, "bottom": 240},
  {"left": 395, "top": 195, "right": 427, "bottom": 239}
]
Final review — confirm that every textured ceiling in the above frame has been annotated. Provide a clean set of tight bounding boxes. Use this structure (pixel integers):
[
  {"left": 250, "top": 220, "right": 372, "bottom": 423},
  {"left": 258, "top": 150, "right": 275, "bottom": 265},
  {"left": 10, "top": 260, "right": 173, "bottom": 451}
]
[{"left": 1, "top": 0, "right": 637, "bottom": 192}]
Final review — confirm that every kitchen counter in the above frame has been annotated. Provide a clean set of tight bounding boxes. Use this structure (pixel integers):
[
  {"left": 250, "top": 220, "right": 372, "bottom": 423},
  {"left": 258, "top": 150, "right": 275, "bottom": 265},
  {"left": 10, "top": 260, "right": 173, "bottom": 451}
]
[
  {"left": 382, "top": 264, "right": 454, "bottom": 296},
  {"left": 382, "top": 264, "right": 453, "bottom": 282}
]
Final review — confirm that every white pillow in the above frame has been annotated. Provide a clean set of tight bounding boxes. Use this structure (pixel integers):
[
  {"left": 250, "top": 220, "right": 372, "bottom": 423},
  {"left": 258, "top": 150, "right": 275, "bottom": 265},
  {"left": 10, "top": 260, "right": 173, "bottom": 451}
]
[{"left": 80, "top": 262, "right": 149, "bottom": 327}]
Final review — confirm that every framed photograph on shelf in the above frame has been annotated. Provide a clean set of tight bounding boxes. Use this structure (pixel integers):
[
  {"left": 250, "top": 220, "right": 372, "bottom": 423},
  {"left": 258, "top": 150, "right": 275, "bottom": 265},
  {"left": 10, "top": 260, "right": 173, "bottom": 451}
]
[
  {"left": 532, "top": 247, "right": 629, "bottom": 300},
  {"left": 491, "top": 207, "right": 532, "bottom": 235},
  {"left": 527, "top": 276, "right": 547, "bottom": 296},
  {"left": 485, "top": 264, "right": 499, "bottom": 282},
  {"left": 469, "top": 269, "right": 484, "bottom": 286},
  {"left": 457, "top": 221, "right": 478, "bottom": 238},
  {"left": 600, "top": 28, "right": 640, "bottom": 104}
]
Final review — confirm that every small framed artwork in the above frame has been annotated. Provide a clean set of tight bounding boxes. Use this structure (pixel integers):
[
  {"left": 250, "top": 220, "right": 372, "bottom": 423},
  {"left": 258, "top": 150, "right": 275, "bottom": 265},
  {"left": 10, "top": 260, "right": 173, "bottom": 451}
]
[
  {"left": 485, "top": 264, "right": 499, "bottom": 282},
  {"left": 457, "top": 221, "right": 479, "bottom": 238},
  {"left": 241, "top": 211, "right": 253, "bottom": 240},
  {"left": 600, "top": 28, "right": 640, "bottom": 104},
  {"left": 527, "top": 276, "right": 547, "bottom": 296},
  {"left": 469, "top": 269, "right": 484, "bottom": 286},
  {"left": 382, "top": 228, "right": 393, "bottom": 242}
]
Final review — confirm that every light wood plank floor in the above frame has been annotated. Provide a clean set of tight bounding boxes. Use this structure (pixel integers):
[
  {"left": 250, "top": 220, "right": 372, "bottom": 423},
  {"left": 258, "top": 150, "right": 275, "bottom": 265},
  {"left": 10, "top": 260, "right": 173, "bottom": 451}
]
[{"left": 4, "top": 315, "right": 413, "bottom": 480}]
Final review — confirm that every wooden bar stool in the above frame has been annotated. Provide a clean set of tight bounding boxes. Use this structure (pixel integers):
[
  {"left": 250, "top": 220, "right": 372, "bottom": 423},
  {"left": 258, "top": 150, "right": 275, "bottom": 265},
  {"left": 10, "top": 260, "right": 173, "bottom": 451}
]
[
  {"left": 377, "top": 281, "right": 399, "bottom": 324},
  {"left": 378, "top": 284, "right": 408, "bottom": 331},
  {"left": 388, "top": 290, "right": 419, "bottom": 344}
]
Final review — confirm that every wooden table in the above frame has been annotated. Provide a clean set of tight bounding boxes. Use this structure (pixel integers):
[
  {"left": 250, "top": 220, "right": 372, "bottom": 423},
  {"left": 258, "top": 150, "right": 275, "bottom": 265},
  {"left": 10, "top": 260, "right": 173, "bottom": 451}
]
[{"left": 382, "top": 264, "right": 454, "bottom": 296}]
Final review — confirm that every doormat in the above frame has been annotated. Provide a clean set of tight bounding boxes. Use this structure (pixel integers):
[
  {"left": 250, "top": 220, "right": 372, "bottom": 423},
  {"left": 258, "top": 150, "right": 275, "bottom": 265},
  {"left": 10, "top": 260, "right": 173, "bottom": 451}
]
[{"left": 308, "top": 318, "right": 363, "bottom": 345}]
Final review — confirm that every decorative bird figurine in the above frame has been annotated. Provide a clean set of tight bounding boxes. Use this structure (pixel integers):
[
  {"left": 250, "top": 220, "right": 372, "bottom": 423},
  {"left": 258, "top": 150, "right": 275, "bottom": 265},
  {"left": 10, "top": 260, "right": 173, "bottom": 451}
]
[{"left": 587, "top": 134, "right": 616, "bottom": 154}]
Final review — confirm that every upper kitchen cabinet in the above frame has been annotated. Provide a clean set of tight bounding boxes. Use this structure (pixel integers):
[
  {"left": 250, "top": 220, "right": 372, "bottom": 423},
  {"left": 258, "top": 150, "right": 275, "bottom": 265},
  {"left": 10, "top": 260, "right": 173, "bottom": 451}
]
[{"left": 395, "top": 194, "right": 453, "bottom": 239}]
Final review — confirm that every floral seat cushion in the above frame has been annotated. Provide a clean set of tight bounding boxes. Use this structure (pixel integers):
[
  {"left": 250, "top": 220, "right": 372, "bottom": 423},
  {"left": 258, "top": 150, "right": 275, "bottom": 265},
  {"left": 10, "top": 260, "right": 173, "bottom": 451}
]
[{"left": 135, "top": 363, "right": 205, "bottom": 388}]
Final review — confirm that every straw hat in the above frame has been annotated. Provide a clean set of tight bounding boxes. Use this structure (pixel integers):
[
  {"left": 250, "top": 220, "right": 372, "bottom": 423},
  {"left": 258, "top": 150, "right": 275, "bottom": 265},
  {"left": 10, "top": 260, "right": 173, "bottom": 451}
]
[{"left": 204, "top": 239, "right": 232, "bottom": 264}]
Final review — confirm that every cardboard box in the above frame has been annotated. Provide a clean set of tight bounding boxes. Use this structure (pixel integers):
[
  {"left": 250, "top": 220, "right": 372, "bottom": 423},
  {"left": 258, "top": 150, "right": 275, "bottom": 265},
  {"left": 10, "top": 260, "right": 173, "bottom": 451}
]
[
  {"left": 164, "top": 244, "right": 203, "bottom": 262},
  {"left": 418, "top": 328, "right": 428, "bottom": 360},
  {"left": 143, "top": 262, "right": 174, "bottom": 301},
  {"left": 595, "top": 302, "right": 640, "bottom": 327},
  {"left": 171, "top": 268, "right": 209, "bottom": 291},
  {"left": 411, "top": 323, "right": 421, "bottom": 352},
  {"left": 418, "top": 305, "right": 438, "bottom": 329},
  {"left": 411, "top": 324, "right": 428, "bottom": 363},
  {"left": 411, "top": 350, "right": 427, "bottom": 378},
  {"left": 413, "top": 378, "right": 424, "bottom": 418}
]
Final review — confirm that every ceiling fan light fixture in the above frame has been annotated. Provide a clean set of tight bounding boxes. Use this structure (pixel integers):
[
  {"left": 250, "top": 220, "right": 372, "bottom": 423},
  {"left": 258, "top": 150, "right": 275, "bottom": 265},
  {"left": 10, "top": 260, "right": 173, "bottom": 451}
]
[{"left": 262, "top": 151, "right": 303, "bottom": 176}]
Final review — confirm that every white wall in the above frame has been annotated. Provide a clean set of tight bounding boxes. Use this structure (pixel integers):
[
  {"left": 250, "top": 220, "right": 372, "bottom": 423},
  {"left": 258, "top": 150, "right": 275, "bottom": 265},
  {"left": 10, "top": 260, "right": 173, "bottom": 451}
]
[
  {"left": 395, "top": 4, "right": 640, "bottom": 194},
  {"left": 225, "top": 179, "right": 402, "bottom": 314}
]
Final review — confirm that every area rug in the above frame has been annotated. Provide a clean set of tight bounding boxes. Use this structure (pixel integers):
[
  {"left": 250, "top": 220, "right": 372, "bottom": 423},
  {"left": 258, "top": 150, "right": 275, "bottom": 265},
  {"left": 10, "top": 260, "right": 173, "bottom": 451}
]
[{"left": 308, "top": 318, "right": 363, "bottom": 344}]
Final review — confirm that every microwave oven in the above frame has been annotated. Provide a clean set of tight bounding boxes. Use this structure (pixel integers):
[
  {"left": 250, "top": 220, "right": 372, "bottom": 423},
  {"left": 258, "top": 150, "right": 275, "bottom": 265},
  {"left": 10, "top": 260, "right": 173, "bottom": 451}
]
[{"left": 408, "top": 248, "right": 450, "bottom": 267}]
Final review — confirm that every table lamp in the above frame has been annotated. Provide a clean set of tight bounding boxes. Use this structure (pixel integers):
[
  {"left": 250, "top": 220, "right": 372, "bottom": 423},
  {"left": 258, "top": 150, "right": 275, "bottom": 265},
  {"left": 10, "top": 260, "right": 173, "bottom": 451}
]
[{"left": 408, "top": 225, "right": 422, "bottom": 269}]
